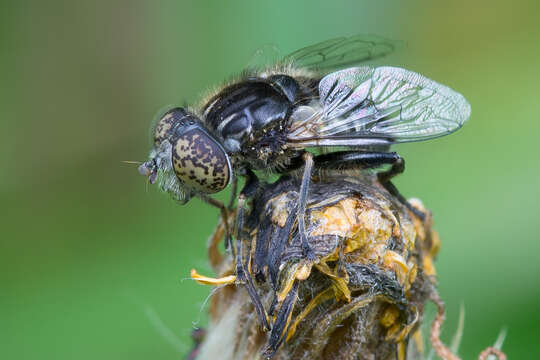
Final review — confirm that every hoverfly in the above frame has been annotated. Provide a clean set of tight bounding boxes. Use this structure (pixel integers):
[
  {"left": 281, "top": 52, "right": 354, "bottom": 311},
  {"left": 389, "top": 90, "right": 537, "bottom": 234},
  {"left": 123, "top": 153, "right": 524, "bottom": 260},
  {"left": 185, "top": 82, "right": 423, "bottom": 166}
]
[{"left": 138, "top": 35, "right": 471, "bottom": 331}]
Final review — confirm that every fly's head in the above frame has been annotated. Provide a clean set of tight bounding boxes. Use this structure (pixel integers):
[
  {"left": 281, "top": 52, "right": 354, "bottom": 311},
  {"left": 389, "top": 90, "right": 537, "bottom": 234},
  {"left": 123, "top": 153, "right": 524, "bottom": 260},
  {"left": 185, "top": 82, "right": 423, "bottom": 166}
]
[{"left": 139, "top": 107, "right": 232, "bottom": 204}]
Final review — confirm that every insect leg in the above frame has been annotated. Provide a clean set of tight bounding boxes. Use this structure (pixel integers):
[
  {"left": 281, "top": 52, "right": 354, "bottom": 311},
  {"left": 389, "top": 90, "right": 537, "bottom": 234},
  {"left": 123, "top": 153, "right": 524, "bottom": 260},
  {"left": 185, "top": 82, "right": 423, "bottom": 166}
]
[
  {"left": 235, "top": 170, "right": 270, "bottom": 331},
  {"left": 313, "top": 151, "right": 425, "bottom": 220},
  {"left": 382, "top": 181, "right": 426, "bottom": 220},
  {"left": 313, "top": 150, "right": 401, "bottom": 170},
  {"left": 227, "top": 175, "right": 238, "bottom": 211},
  {"left": 198, "top": 194, "right": 233, "bottom": 250},
  {"left": 298, "top": 152, "right": 316, "bottom": 261},
  {"left": 375, "top": 156, "right": 426, "bottom": 220},
  {"left": 219, "top": 175, "right": 238, "bottom": 251}
]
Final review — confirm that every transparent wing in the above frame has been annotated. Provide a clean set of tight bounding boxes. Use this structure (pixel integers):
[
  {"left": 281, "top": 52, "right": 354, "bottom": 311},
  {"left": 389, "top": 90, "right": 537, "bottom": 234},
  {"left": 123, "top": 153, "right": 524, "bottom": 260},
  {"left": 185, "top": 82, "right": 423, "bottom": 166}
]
[
  {"left": 283, "top": 35, "right": 400, "bottom": 71},
  {"left": 287, "top": 66, "right": 471, "bottom": 147}
]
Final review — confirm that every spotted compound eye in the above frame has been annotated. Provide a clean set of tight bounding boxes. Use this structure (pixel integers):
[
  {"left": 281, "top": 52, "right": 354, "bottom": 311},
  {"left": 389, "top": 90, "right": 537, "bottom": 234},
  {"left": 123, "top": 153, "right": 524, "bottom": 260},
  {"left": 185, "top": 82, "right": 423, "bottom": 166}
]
[
  {"left": 172, "top": 127, "right": 231, "bottom": 194},
  {"left": 153, "top": 107, "right": 190, "bottom": 146}
]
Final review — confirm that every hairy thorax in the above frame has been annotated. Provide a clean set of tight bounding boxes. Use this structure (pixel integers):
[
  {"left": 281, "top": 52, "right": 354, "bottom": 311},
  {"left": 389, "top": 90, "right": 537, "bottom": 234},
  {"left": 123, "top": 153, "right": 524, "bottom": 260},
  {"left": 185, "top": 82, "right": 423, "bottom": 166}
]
[{"left": 236, "top": 120, "right": 299, "bottom": 171}]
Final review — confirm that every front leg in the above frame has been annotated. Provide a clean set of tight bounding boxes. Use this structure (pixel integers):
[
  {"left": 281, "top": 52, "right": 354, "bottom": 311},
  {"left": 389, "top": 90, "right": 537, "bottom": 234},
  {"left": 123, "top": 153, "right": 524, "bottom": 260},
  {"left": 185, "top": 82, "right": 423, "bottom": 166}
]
[
  {"left": 298, "top": 152, "right": 316, "bottom": 261},
  {"left": 227, "top": 175, "right": 238, "bottom": 211},
  {"left": 200, "top": 174, "right": 239, "bottom": 252},
  {"left": 199, "top": 194, "right": 232, "bottom": 250},
  {"left": 222, "top": 175, "right": 238, "bottom": 251},
  {"left": 234, "top": 169, "right": 270, "bottom": 331},
  {"left": 234, "top": 170, "right": 259, "bottom": 279}
]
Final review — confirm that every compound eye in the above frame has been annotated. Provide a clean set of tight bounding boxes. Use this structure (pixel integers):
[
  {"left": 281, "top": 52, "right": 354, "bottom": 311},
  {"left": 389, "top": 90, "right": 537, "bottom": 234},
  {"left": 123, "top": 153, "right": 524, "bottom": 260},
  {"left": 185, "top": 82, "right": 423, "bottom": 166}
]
[
  {"left": 172, "top": 127, "right": 231, "bottom": 194},
  {"left": 153, "top": 107, "right": 189, "bottom": 145}
]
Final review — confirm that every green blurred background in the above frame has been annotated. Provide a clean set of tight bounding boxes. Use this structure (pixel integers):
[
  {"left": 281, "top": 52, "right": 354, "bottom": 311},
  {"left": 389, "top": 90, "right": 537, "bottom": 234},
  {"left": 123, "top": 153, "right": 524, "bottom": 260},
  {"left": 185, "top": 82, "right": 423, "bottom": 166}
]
[{"left": 2, "top": 0, "right": 539, "bottom": 358}]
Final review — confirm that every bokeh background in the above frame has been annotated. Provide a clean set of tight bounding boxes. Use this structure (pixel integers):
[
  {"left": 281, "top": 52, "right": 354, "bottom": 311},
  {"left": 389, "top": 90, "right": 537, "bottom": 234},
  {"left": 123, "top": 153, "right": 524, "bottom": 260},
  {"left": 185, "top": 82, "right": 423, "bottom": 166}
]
[{"left": 2, "top": 0, "right": 539, "bottom": 359}]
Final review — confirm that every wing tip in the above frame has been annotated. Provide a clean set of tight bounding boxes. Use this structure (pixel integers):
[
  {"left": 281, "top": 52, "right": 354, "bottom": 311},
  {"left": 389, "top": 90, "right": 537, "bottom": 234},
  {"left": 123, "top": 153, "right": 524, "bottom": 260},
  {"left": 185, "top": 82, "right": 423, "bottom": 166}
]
[{"left": 454, "top": 92, "right": 472, "bottom": 125}]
